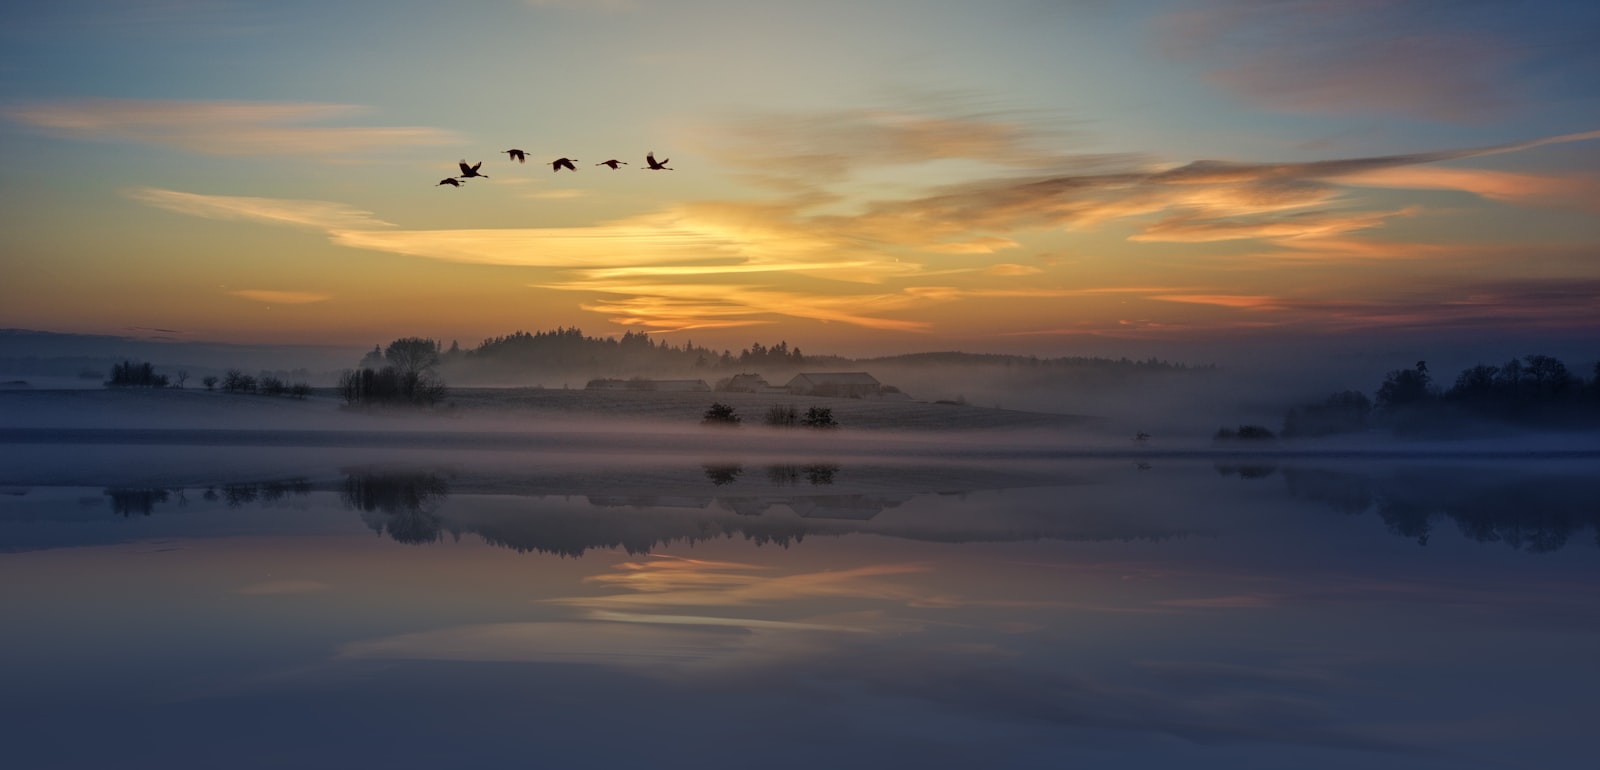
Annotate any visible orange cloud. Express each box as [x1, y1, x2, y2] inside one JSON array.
[[1148, 294, 1287, 311], [1334, 166, 1600, 211], [227, 290, 333, 305]]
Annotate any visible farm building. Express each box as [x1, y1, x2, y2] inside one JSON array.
[[784, 372, 882, 398], [719, 373, 789, 393]]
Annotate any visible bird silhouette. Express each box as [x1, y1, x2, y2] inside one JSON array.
[[644, 152, 673, 170], [502, 149, 528, 163], [458, 160, 488, 178], [550, 157, 579, 172], [596, 159, 627, 170], [437, 178, 464, 187]]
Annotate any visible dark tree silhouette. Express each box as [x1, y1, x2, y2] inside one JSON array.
[[801, 406, 838, 429], [703, 402, 741, 425], [1376, 360, 1434, 410]]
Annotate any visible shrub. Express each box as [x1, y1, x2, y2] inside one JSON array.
[[106, 360, 168, 388], [1216, 424, 1275, 441], [703, 402, 741, 425], [764, 404, 799, 427], [801, 406, 838, 429]]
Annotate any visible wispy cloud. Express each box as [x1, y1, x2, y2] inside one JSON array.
[[7, 99, 457, 156], [227, 289, 332, 305], [1155, 0, 1599, 121], [129, 187, 394, 230]]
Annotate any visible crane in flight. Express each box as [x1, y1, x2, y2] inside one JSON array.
[[437, 178, 464, 187], [502, 149, 528, 163], [596, 159, 627, 170], [644, 152, 673, 170], [550, 157, 579, 172], [458, 160, 489, 179]]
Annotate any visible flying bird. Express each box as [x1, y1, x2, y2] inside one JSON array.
[[458, 160, 488, 178], [437, 178, 464, 187], [644, 152, 673, 170], [550, 157, 579, 172], [502, 149, 528, 163], [596, 159, 627, 169]]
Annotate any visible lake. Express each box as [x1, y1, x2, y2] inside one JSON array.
[[2, 445, 1597, 769]]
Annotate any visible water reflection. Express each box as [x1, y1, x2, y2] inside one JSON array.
[[341, 469, 451, 545], [1283, 466, 1600, 551], [3, 455, 1598, 768], [105, 487, 170, 517], [35, 462, 1600, 555]]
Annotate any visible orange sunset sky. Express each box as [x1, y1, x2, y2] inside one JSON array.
[[2, 0, 1597, 360]]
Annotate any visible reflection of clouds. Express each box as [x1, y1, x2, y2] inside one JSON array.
[[340, 621, 743, 667], [560, 555, 933, 610], [236, 580, 330, 596]]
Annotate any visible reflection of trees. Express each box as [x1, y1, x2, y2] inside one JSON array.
[[765, 464, 840, 486], [1214, 464, 1278, 480], [340, 470, 452, 545], [702, 464, 743, 486], [106, 488, 170, 517], [107, 480, 312, 517], [1283, 467, 1600, 551]]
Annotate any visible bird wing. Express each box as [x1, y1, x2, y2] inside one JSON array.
[[459, 161, 472, 174]]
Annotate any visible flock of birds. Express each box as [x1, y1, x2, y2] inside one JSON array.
[[437, 149, 673, 187]]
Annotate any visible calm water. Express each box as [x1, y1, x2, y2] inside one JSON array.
[[1, 449, 1597, 769]]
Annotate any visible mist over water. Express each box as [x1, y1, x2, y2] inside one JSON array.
[[3, 348, 1599, 769]]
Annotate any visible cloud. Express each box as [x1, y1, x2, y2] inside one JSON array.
[[128, 187, 395, 230], [1148, 294, 1288, 311], [1155, 0, 1600, 121], [125, 111, 1600, 338], [7, 99, 457, 156], [1333, 166, 1600, 211], [227, 290, 333, 305], [984, 263, 1044, 277], [707, 107, 1125, 189]]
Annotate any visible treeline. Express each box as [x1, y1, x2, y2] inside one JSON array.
[[864, 351, 1203, 371], [209, 368, 313, 398], [1284, 354, 1600, 437], [390, 326, 1201, 385], [437, 327, 821, 380], [105, 359, 312, 397]]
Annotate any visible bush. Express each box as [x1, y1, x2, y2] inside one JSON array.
[[801, 406, 838, 429], [106, 360, 168, 388], [1215, 424, 1275, 441], [703, 402, 741, 425], [764, 404, 799, 427]]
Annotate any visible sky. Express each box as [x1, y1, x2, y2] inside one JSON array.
[[1, 0, 1597, 361]]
